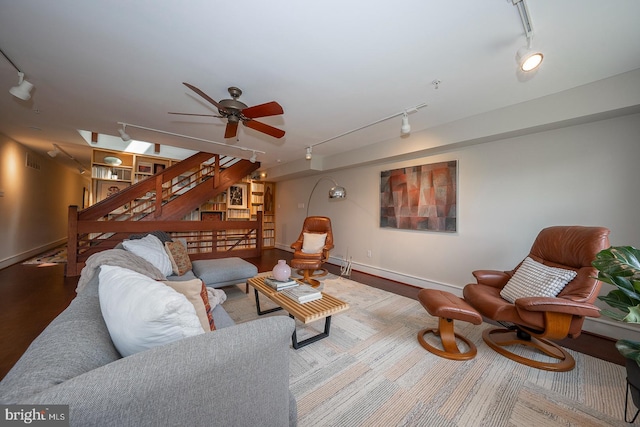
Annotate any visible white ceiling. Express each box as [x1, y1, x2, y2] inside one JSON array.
[[1, 1, 639, 173]]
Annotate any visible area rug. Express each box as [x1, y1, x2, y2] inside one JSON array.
[[22, 245, 67, 265], [222, 274, 630, 427]]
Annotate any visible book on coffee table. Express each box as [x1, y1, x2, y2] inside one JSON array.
[[281, 284, 322, 303], [264, 276, 299, 290]]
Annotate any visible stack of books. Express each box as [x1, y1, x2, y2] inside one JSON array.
[[264, 276, 298, 290], [281, 284, 322, 303]]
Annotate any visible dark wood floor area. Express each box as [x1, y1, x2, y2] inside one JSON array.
[[0, 248, 624, 380]]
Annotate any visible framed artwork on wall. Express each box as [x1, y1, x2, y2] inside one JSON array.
[[263, 182, 275, 214], [227, 183, 248, 209], [137, 162, 153, 174], [380, 160, 457, 232], [96, 180, 130, 202]]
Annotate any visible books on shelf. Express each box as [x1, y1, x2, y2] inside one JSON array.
[[281, 284, 322, 303], [264, 276, 298, 290]]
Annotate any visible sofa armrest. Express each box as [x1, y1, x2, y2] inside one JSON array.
[[25, 316, 296, 427]]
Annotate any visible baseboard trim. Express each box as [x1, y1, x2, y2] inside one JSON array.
[[0, 238, 67, 270]]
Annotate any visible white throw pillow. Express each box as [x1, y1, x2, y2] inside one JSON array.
[[500, 257, 578, 303], [301, 233, 327, 254], [99, 265, 204, 357], [122, 234, 173, 276]]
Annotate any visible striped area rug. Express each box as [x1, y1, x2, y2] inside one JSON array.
[[222, 274, 630, 426]]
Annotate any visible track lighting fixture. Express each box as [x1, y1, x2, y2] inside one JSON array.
[[250, 151, 257, 163], [10, 72, 34, 101], [401, 112, 411, 135], [305, 147, 312, 160], [512, 0, 543, 72], [118, 124, 131, 141], [47, 146, 60, 157], [1, 48, 34, 101]]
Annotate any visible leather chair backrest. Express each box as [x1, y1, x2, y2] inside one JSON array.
[[528, 226, 610, 302], [299, 216, 334, 248]]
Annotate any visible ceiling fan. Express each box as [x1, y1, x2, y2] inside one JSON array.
[[169, 83, 285, 139]]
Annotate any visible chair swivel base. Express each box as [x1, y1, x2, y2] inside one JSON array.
[[482, 327, 575, 372], [418, 317, 477, 360]]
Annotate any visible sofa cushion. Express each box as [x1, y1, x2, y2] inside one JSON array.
[[500, 256, 578, 303], [164, 240, 193, 276], [122, 234, 173, 277], [192, 257, 258, 288], [99, 265, 204, 357], [128, 230, 173, 243], [164, 279, 215, 331], [302, 232, 327, 254]]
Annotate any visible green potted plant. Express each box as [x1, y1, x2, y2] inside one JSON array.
[[592, 246, 640, 422]]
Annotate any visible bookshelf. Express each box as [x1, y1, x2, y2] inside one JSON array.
[[90, 148, 175, 204]]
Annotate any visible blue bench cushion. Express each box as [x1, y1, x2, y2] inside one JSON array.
[[192, 257, 257, 288]]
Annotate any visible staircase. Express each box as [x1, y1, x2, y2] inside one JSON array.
[[67, 152, 262, 276]]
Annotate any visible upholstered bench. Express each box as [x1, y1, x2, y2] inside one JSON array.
[[192, 257, 258, 293], [417, 289, 482, 360]]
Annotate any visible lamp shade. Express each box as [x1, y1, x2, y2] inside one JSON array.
[[516, 46, 543, 72], [9, 79, 33, 101], [329, 186, 346, 199]]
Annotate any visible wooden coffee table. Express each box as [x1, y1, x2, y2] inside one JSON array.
[[247, 276, 349, 349]]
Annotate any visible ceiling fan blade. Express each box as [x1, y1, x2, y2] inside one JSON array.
[[242, 101, 284, 119], [243, 119, 285, 139], [224, 122, 239, 139], [182, 82, 228, 112], [168, 112, 223, 118]]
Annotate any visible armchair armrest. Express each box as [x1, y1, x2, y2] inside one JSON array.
[[472, 270, 511, 288], [291, 240, 302, 251], [515, 297, 601, 318], [26, 317, 296, 427]]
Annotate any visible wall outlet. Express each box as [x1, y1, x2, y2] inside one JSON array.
[[367, 250, 372, 258], [298, 203, 305, 209]]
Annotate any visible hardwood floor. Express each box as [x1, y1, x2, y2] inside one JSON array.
[[0, 248, 624, 380]]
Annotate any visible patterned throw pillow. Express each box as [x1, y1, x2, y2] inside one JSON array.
[[164, 240, 193, 276], [200, 282, 216, 331], [500, 257, 578, 303]]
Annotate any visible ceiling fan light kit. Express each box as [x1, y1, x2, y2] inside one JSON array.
[[174, 83, 285, 140]]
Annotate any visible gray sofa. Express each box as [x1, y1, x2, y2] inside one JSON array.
[[0, 258, 297, 426]]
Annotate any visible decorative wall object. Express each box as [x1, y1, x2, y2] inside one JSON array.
[[380, 160, 457, 232], [227, 183, 248, 209], [97, 180, 130, 202]]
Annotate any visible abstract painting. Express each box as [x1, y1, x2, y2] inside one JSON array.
[[380, 160, 457, 232]]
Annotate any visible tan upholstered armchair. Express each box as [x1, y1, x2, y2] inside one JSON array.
[[463, 226, 610, 371], [290, 216, 334, 278]]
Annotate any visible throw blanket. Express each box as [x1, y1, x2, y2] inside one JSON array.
[[207, 288, 227, 308], [76, 249, 166, 293]]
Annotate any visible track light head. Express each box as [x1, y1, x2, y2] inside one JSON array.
[[47, 149, 58, 158], [401, 112, 411, 135], [250, 151, 257, 163], [118, 126, 131, 141], [9, 72, 33, 101], [305, 147, 312, 160], [516, 46, 543, 72]]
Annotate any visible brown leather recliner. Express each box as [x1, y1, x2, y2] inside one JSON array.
[[290, 216, 334, 277], [463, 226, 610, 371]]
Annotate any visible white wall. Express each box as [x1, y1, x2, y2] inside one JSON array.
[[0, 135, 90, 268], [275, 112, 640, 340]]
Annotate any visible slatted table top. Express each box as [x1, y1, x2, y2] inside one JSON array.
[[247, 276, 349, 324]]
